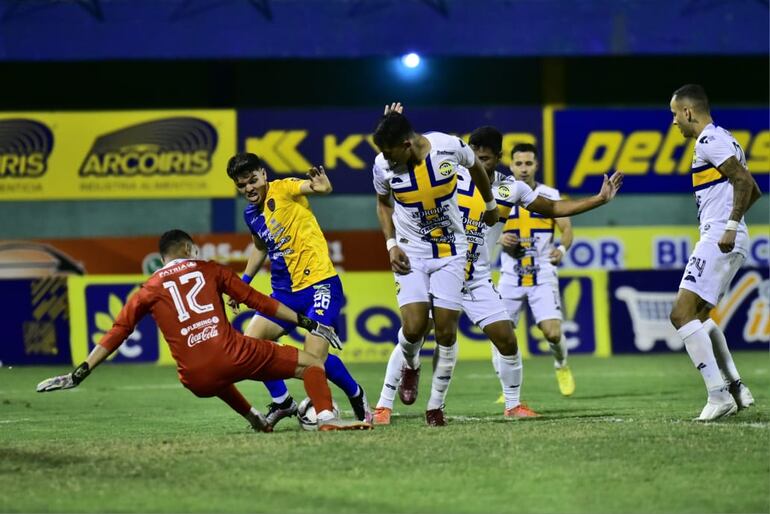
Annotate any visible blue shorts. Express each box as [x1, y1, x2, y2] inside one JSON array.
[[259, 275, 345, 332]]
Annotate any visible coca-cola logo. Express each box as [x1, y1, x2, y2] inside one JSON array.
[[187, 325, 219, 347]]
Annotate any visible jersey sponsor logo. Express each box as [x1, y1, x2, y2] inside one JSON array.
[[180, 315, 220, 336], [0, 119, 54, 178], [158, 260, 197, 278], [186, 325, 220, 347], [79, 117, 217, 177], [438, 161, 454, 177]]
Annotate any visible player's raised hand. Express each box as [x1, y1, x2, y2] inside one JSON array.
[[384, 102, 404, 115], [307, 166, 332, 193], [389, 245, 411, 275], [598, 171, 624, 203], [718, 229, 737, 253]]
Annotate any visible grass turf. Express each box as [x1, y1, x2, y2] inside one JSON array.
[[1, 353, 768, 513]]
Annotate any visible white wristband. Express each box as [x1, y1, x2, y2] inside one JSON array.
[[725, 220, 739, 231], [484, 199, 497, 211], [386, 238, 398, 251], [557, 244, 567, 255]]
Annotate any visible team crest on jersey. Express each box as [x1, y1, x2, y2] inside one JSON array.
[[395, 281, 401, 295], [267, 198, 276, 212], [497, 185, 511, 199], [438, 161, 454, 177]]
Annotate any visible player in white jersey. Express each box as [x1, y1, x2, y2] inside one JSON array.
[[668, 84, 761, 421], [372, 103, 500, 426], [497, 143, 576, 397], [373, 121, 624, 425], [373, 126, 540, 423]]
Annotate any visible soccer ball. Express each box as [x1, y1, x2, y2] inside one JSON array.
[[297, 397, 340, 431]]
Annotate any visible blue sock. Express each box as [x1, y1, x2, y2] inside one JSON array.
[[263, 380, 289, 403], [324, 353, 360, 397]]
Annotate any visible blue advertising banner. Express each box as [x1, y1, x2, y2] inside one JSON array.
[[0, 277, 71, 365], [609, 268, 769, 353], [238, 107, 543, 194], [552, 108, 769, 195], [83, 283, 160, 363]]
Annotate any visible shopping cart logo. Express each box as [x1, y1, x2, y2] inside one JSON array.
[[614, 287, 681, 352]]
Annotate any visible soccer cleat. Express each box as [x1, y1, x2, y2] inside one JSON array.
[[247, 411, 273, 433], [696, 392, 738, 421], [349, 387, 373, 423], [425, 408, 446, 427], [728, 380, 755, 410], [555, 365, 575, 396], [495, 393, 505, 404], [504, 404, 539, 419], [317, 418, 373, 431], [398, 366, 420, 405], [265, 398, 298, 428], [373, 407, 392, 425]]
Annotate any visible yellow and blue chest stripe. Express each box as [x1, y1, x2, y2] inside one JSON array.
[[503, 204, 554, 287], [392, 156, 458, 258], [691, 162, 727, 191]]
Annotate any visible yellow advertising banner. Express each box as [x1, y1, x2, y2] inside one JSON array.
[[0, 110, 236, 200], [67, 270, 611, 366]]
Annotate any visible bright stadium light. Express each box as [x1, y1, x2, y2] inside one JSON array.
[[401, 52, 421, 69]]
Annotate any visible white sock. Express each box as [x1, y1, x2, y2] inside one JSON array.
[[703, 319, 741, 384], [427, 344, 458, 410], [376, 345, 406, 409], [549, 335, 568, 367], [497, 351, 523, 409], [490, 343, 501, 377], [678, 320, 725, 393], [271, 391, 289, 404], [398, 327, 423, 370]]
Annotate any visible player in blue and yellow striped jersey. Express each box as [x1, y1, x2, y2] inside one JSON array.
[[226, 153, 372, 428], [499, 143, 577, 397]]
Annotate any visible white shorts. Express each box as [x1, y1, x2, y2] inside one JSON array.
[[462, 277, 510, 330], [394, 254, 465, 311], [502, 282, 562, 326], [679, 240, 746, 306]]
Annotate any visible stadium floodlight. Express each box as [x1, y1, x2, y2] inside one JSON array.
[[401, 53, 421, 69]]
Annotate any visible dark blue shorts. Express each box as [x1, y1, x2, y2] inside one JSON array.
[[259, 275, 344, 332]]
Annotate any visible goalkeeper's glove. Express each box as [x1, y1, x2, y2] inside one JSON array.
[[36, 362, 91, 392], [297, 314, 344, 350]]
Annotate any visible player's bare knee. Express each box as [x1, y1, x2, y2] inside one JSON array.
[[542, 327, 561, 343], [434, 329, 456, 347], [402, 324, 427, 342], [669, 305, 691, 329], [494, 337, 518, 356]]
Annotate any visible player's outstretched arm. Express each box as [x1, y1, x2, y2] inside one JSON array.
[[37, 293, 147, 392], [221, 265, 343, 349], [299, 166, 333, 195], [528, 171, 623, 218], [716, 156, 761, 253]]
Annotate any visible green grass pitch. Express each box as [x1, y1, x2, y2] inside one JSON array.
[[1, 353, 768, 513]]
